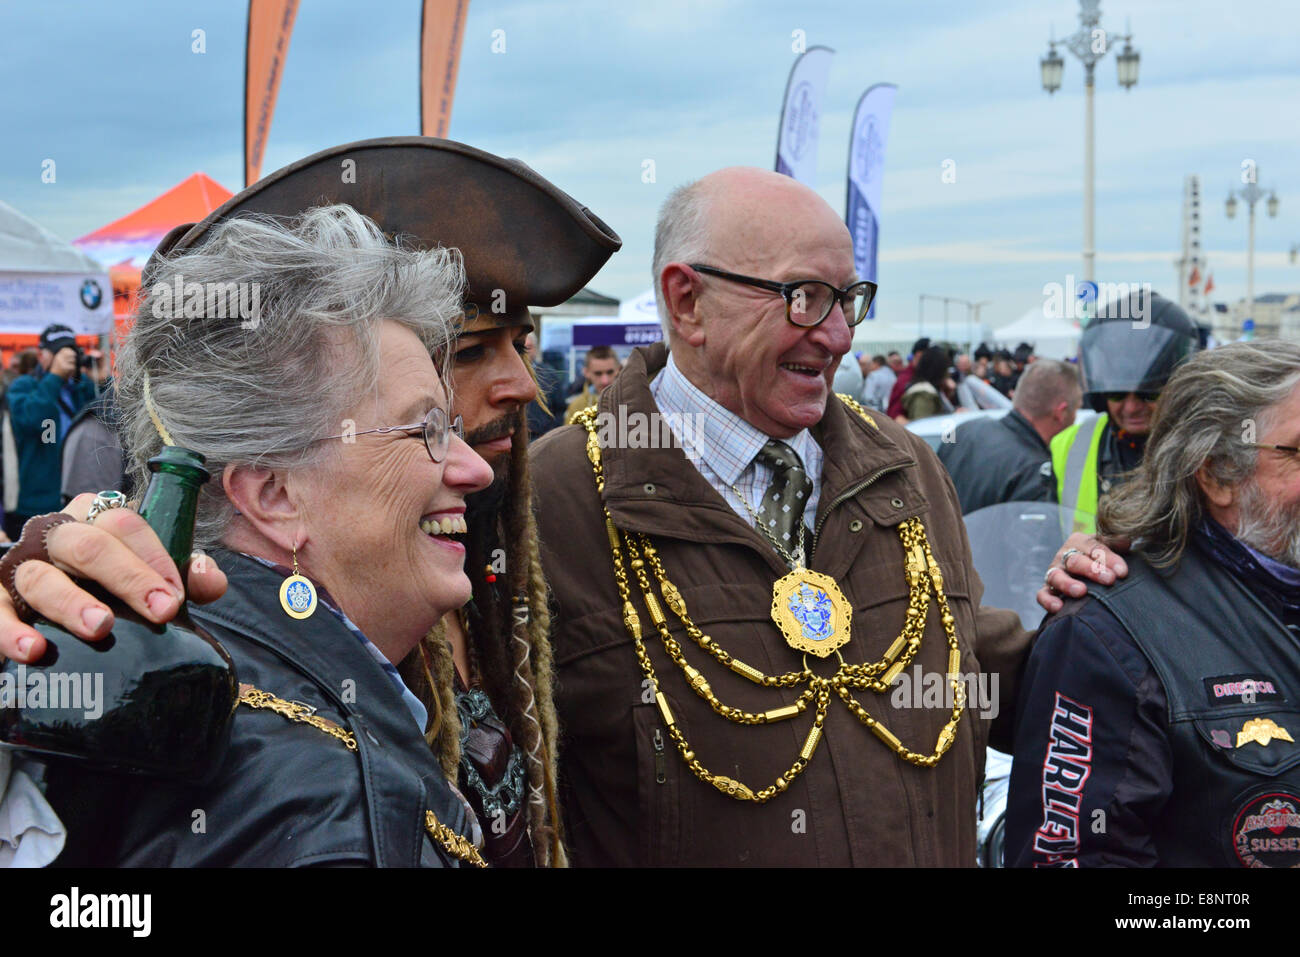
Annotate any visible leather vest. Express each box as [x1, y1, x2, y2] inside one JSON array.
[[1092, 547, 1300, 867], [45, 551, 478, 867]]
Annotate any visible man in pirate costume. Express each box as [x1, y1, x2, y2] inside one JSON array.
[[531, 167, 1035, 865], [0, 138, 621, 868]]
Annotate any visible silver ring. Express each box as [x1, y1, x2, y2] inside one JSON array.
[[87, 490, 128, 523], [1044, 566, 1058, 590], [1059, 547, 1083, 570]]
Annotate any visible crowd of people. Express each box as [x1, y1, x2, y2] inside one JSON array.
[[847, 337, 1041, 424], [0, 135, 1295, 871], [0, 325, 122, 542]]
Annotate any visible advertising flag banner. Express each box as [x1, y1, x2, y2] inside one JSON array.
[[846, 83, 897, 318], [774, 46, 834, 186], [421, 0, 470, 137], [244, 0, 299, 187], [0, 272, 114, 335]]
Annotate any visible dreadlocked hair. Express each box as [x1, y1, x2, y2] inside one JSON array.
[[500, 410, 566, 867], [398, 404, 566, 866]]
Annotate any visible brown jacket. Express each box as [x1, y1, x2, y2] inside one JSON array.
[[531, 344, 1030, 866]]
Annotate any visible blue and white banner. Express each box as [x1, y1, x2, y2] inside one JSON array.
[[774, 46, 834, 187], [846, 82, 897, 318], [0, 270, 114, 335]]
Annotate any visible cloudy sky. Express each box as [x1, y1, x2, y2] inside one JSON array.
[[3, 0, 1298, 340]]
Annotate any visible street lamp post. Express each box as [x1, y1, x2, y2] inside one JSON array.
[[1040, 0, 1139, 284], [919, 294, 986, 353], [1225, 168, 1279, 333]]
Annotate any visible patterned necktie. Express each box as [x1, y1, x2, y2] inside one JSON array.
[[753, 439, 813, 562]]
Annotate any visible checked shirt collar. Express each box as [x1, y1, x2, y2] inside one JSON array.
[[649, 352, 823, 532]]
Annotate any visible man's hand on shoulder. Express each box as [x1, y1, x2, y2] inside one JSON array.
[[0, 494, 228, 663], [1037, 532, 1130, 614]]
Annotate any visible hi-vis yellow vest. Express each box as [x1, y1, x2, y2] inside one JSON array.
[[1050, 412, 1109, 534]]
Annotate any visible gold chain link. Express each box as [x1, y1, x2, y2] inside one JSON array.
[[236, 684, 488, 867], [425, 811, 490, 868], [576, 397, 965, 803], [238, 684, 358, 751]]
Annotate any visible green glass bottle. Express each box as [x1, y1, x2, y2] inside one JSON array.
[[0, 447, 238, 783]]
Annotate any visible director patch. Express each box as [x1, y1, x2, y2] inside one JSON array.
[[1203, 674, 1283, 707]]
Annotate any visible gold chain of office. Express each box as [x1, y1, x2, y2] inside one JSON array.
[[237, 685, 488, 867], [575, 395, 966, 804]]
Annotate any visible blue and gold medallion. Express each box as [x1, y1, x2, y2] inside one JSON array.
[[771, 568, 852, 657], [280, 573, 318, 620]]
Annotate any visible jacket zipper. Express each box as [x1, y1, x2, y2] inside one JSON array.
[[653, 728, 667, 784], [809, 463, 909, 562]]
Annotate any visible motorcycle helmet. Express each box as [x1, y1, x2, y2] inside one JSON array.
[[1078, 290, 1200, 412]]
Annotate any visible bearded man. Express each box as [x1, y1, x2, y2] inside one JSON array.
[[1008, 341, 1300, 867], [0, 138, 621, 868]]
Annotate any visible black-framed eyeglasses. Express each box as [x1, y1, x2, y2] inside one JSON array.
[[689, 263, 878, 327], [1101, 391, 1160, 404], [322, 407, 464, 463]]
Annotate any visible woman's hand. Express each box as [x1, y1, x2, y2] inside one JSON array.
[[0, 493, 228, 663], [1037, 532, 1130, 614]]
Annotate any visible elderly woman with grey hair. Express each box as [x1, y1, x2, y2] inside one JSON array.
[[0, 204, 493, 866]]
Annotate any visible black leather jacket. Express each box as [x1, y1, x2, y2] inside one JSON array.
[[1006, 521, 1300, 867], [937, 408, 1055, 514], [43, 549, 478, 867]]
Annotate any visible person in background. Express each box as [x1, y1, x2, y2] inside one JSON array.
[[886, 350, 904, 374], [61, 380, 129, 504], [2, 350, 38, 391], [525, 332, 564, 440], [989, 351, 1017, 398], [938, 359, 1082, 513], [0, 349, 41, 536], [1012, 343, 1035, 388], [885, 337, 930, 418], [563, 345, 621, 424], [953, 353, 972, 381], [898, 344, 956, 422], [3, 324, 97, 539], [1050, 292, 1200, 534], [861, 353, 896, 411], [832, 350, 864, 400]]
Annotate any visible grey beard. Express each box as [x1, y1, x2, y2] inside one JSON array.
[[1234, 478, 1300, 569]]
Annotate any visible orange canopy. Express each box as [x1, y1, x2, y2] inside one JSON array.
[[72, 173, 233, 335]]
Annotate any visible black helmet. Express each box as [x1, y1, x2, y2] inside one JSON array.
[[1079, 290, 1199, 412]]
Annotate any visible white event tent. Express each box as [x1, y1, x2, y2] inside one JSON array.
[[0, 200, 113, 336], [990, 308, 1082, 360]]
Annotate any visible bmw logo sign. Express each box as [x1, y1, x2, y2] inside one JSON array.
[[80, 279, 103, 310]]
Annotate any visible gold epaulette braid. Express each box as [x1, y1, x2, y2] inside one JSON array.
[[425, 811, 489, 868], [238, 683, 358, 750], [575, 396, 965, 804], [236, 684, 488, 867]]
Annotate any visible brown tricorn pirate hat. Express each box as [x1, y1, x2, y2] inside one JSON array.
[[147, 136, 622, 329]]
